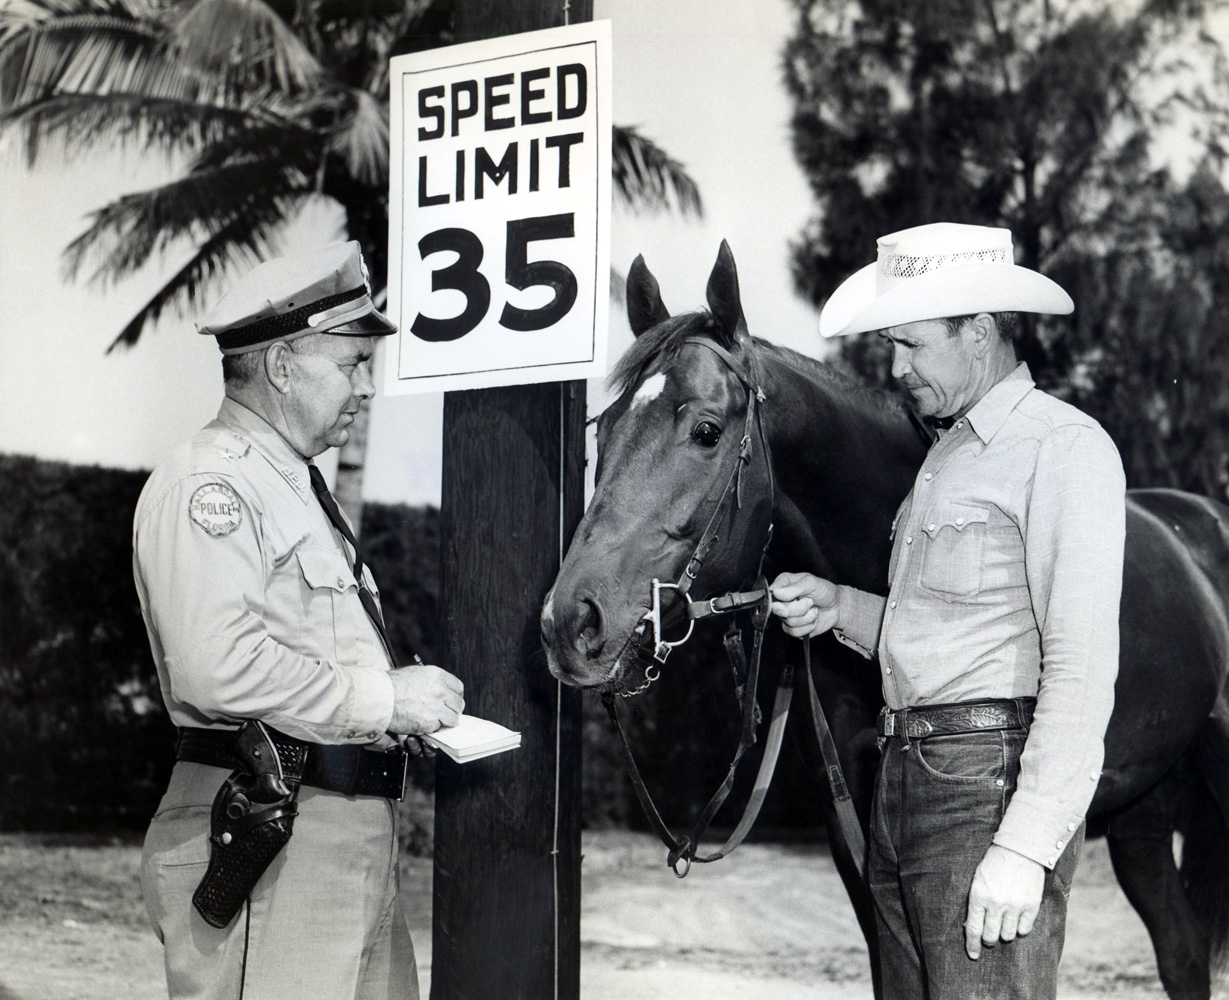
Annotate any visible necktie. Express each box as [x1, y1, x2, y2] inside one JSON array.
[[307, 463, 396, 662]]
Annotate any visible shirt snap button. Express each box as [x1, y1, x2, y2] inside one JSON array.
[[346, 731, 356, 739], [927, 523, 936, 531], [1067, 822, 1076, 831], [955, 517, 964, 526], [337, 576, 346, 588], [995, 778, 1004, 787], [885, 667, 892, 675], [924, 473, 933, 481], [1056, 840, 1064, 849], [906, 536, 913, 544], [889, 601, 897, 609]]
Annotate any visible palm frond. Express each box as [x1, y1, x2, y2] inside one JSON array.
[[0, 90, 259, 160], [65, 145, 317, 284], [0, 14, 164, 112], [167, 0, 323, 98], [105, 203, 307, 351], [326, 87, 386, 186], [612, 124, 703, 218]]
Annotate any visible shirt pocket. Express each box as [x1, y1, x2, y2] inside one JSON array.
[[293, 546, 359, 658], [917, 501, 990, 600]]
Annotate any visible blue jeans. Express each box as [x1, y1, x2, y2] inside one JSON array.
[[868, 729, 1084, 1000]]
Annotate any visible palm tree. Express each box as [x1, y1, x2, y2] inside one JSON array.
[[0, 0, 702, 527]]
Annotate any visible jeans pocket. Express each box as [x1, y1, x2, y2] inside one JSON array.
[[914, 732, 1005, 784]]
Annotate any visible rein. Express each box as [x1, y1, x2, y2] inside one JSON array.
[[601, 335, 866, 880]]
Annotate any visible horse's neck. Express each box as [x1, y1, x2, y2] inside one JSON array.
[[759, 347, 927, 593]]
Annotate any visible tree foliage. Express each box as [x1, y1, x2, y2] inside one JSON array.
[[784, 0, 1229, 496]]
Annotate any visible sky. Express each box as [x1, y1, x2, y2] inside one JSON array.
[[0, 0, 822, 505]]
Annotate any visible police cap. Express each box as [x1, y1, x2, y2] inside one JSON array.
[[198, 241, 397, 354]]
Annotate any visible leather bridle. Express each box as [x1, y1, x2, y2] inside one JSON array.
[[600, 335, 866, 880]]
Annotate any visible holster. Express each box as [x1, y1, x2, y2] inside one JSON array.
[[192, 721, 309, 928]]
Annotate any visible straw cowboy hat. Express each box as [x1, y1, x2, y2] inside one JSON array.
[[818, 222, 1074, 338]]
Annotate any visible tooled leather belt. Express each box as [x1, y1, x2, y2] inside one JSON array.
[[876, 697, 1036, 740], [176, 726, 409, 800]]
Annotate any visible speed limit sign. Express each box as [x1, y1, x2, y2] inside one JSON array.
[[386, 21, 612, 394]]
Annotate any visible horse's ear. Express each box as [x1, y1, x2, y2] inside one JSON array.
[[626, 255, 671, 337], [705, 240, 749, 346]]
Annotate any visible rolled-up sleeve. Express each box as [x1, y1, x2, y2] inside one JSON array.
[[992, 423, 1126, 867], [134, 473, 394, 744], [834, 586, 887, 659]]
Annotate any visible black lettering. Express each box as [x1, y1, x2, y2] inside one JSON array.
[[521, 67, 552, 125], [545, 132, 584, 188], [500, 213, 578, 332], [417, 85, 445, 141], [418, 155, 450, 207], [455, 149, 466, 202], [412, 228, 491, 342], [557, 64, 587, 120], [485, 73, 515, 130], [475, 143, 518, 198], [451, 80, 478, 137], [529, 138, 540, 193]]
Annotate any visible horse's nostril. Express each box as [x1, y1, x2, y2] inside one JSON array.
[[578, 597, 604, 652]]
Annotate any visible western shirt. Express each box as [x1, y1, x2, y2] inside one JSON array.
[[835, 364, 1126, 867], [133, 397, 395, 745]]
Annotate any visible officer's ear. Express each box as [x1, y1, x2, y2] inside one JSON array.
[[264, 343, 295, 395]]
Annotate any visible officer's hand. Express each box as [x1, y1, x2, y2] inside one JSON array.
[[388, 664, 465, 736], [964, 844, 1046, 959], [769, 572, 841, 638]]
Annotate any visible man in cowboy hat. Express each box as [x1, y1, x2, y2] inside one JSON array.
[[134, 241, 463, 999], [771, 222, 1126, 998]]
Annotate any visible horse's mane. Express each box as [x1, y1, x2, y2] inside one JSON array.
[[609, 309, 910, 421]]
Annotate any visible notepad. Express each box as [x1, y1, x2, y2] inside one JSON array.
[[421, 715, 522, 763]]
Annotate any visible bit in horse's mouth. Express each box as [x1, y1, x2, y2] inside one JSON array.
[[603, 617, 653, 693]]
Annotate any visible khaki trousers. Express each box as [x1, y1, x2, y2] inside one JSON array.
[[142, 761, 419, 1000]]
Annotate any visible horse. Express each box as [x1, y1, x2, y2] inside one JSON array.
[[541, 241, 1229, 1000]]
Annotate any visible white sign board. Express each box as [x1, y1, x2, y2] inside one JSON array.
[[386, 22, 612, 395]]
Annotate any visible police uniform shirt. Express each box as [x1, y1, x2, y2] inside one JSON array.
[[133, 397, 395, 745]]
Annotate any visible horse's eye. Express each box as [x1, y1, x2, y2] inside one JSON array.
[[692, 421, 722, 448]]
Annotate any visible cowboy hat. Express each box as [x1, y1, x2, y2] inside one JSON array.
[[818, 222, 1073, 338]]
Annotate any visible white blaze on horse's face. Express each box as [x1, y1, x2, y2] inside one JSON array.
[[631, 371, 668, 408]]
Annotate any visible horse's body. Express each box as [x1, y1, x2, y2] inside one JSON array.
[[542, 244, 1229, 999]]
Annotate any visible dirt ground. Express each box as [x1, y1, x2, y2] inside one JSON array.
[[0, 830, 1222, 1000]]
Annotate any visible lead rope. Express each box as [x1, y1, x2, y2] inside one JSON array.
[[802, 638, 867, 878]]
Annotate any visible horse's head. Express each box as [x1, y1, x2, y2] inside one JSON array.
[[543, 242, 775, 690]]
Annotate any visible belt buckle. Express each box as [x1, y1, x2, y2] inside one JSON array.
[[881, 710, 896, 738]]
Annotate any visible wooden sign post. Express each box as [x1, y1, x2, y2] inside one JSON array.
[[385, 3, 603, 998]]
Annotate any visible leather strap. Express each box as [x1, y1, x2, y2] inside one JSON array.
[[878, 697, 1036, 740], [803, 639, 866, 879], [177, 727, 408, 800]]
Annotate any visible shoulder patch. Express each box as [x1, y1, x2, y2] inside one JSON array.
[[189, 482, 243, 537]]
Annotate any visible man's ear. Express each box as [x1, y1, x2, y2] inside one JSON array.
[[969, 313, 998, 356], [264, 343, 293, 395]]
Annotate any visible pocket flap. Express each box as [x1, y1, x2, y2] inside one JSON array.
[[295, 547, 356, 593], [921, 502, 989, 538]]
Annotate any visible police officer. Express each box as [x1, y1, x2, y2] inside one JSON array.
[[134, 241, 462, 999]]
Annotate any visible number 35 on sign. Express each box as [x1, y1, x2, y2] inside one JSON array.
[[386, 22, 612, 395]]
